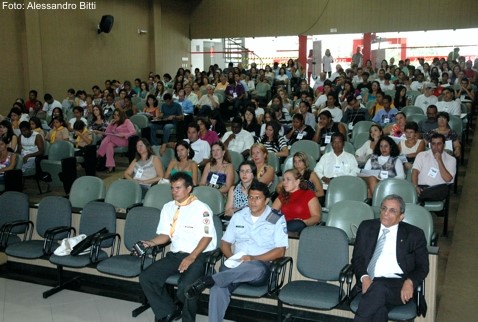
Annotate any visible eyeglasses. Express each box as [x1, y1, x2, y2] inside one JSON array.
[[380, 206, 400, 215]]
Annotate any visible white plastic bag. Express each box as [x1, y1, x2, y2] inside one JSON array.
[[54, 234, 88, 256]]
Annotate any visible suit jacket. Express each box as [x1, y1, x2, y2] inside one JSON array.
[[351, 219, 429, 290]]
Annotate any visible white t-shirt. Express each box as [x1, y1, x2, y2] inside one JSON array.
[[185, 138, 211, 164]]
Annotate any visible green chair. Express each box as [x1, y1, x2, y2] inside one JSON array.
[[268, 151, 280, 174], [277, 226, 351, 319], [40, 141, 75, 188], [282, 154, 316, 173], [130, 114, 150, 133], [352, 132, 370, 151], [401, 105, 425, 117], [326, 200, 374, 242], [152, 146, 175, 172], [322, 176, 368, 222], [44, 201, 117, 298], [104, 179, 142, 209], [351, 121, 375, 143], [403, 203, 437, 246], [0, 191, 30, 249], [371, 179, 417, 218], [228, 150, 244, 172], [141, 183, 173, 211], [96, 206, 161, 317], [193, 186, 225, 216], [5, 196, 73, 259], [68, 176, 106, 209], [407, 114, 427, 125], [290, 140, 320, 161]]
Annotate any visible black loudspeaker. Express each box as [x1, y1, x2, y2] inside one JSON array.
[[98, 15, 114, 34]]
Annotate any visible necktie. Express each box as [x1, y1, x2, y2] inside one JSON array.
[[169, 194, 197, 237], [367, 228, 390, 280]]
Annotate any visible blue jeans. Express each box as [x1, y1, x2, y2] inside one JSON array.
[[149, 122, 174, 146]]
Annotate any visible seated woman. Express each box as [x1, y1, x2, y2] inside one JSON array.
[[89, 105, 108, 141], [0, 136, 18, 185], [8, 106, 29, 136], [384, 111, 407, 138], [272, 169, 321, 235], [243, 106, 261, 138], [355, 124, 383, 166], [224, 160, 257, 216], [47, 107, 64, 128], [209, 110, 227, 138], [197, 117, 219, 146], [398, 122, 425, 169], [124, 138, 164, 197], [250, 142, 275, 186], [96, 109, 136, 173], [29, 117, 45, 138], [0, 120, 18, 152], [200, 141, 234, 195], [362, 136, 405, 197], [45, 117, 69, 143], [164, 140, 199, 186], [276, 151, 324, 199], [259, 108, 285, 137], [143, 94, 160, 119], [423, 111, 461, 158], [256, 120, 289, 159]]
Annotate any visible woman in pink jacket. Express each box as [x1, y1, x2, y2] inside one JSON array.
[[97, 108, 136, 173]]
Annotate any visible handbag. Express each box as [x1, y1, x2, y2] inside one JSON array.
[[70, 227, 108, 256]]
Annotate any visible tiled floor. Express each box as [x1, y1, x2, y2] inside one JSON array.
[[0, 278, 224, 322]]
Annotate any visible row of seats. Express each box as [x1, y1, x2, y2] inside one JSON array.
[[0, 191, 427, 321]]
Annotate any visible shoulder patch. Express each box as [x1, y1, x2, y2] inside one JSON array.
[[265, 209, 283, 224]]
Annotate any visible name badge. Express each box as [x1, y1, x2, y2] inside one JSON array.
[[133, 168, 144, 179], [296, 132, 304, 140], [209, 173, 219, 185], [348, 122, 354, 130], [380, 170, 389, 179], [325, 135, 332, 144], [334, 164, 342, 173], [428, 167, 438, 178], [383, 117, 390, 124], [233, 92, 238, 98], [445, 140, 453, 151]]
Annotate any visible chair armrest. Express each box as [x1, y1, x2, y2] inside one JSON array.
[[268, 256, 293, 295], [415, 280, 427, 317], [430, 232, 438, 247], [43, 226, 76, 255], [91, 233, 121, 262], [150, 241, 170, 259], [205, 248, 224, 276], [339, 263, 353, 302], [95, 198, 105, 202], [1, 220, 34, 248]]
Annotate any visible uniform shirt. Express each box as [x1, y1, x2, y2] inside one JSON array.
[[222, 205, 288, 257], [156, 199, 217, 254], [413, 149, 456, 186]]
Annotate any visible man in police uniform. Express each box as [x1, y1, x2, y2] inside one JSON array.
[[186, 181, 288, 322], [139, 172, 217, 322]]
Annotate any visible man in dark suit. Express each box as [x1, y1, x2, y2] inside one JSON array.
[[351, 194, 429, 321]]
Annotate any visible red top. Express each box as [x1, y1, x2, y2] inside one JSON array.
[[279, 189, 315, 222]]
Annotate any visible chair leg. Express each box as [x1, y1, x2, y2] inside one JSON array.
[[42, 265, 80, 298], [132, 297, 150, 318], [277, 299, 283, 322]]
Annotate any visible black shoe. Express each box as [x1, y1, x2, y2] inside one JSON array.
[[186, 276, 215, 299], [157, 307, 182, 322]]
